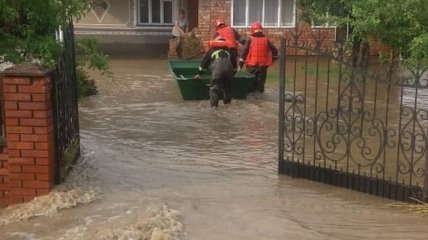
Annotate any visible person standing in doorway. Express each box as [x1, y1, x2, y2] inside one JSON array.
[[173, 10, 189, 58], [173, 9, 189, 36], [194, 38, 234, 109], [239, 21, 278, 93]]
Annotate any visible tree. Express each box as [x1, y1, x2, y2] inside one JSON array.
[[352, 0, 428, 68], [299, 0, 369, 67], [0, 0, 91, 65], [0, 0, 112, 97], [299, 0, 428, 68]]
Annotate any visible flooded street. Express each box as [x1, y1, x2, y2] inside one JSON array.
[[1, 55, 428, 239]]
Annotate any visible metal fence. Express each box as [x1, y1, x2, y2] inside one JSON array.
[[278, 35, 428, 202], [52, 22, 80, 183]]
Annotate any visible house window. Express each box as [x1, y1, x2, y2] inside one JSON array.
[[139, 0, 176, 25], [232, 0, 296, 27]]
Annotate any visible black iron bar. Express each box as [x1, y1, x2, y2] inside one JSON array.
[[278, 38, 286, 174]]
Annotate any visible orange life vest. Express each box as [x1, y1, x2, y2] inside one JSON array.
[[216, 26, 238, 49], [208, 39, 229, 49], [245, 36, 273, 66]]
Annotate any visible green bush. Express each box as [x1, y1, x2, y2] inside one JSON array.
[[76, 69, 97, 97], [299, 0, 428, 69], [75, 38, 112, 98]]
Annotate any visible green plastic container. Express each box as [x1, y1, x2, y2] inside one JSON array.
[[168, 60, 255, 100]]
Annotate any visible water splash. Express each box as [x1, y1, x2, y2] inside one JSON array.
[[93, 205, 182, 240], [0, 156, 102, 225]]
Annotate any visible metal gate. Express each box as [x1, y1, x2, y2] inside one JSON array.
[[278, 36, 428, 202], [53, 22, 80, 183]]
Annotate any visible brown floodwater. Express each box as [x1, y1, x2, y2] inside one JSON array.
[[1, 55, 428, 239]]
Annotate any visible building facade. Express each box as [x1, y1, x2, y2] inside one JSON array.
[[75, 0, 197, 53], [194, 0, 337, 52], [77, 0, 383, 56]]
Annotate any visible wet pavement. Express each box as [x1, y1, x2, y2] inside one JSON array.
[[1, 55, 428, 239]]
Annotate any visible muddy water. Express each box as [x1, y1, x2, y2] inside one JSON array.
[[1, 56, 428, 239]]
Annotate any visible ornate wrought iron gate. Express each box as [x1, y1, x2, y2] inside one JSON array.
[[278, 37, 428, 202], [53, 22, 80, 183]]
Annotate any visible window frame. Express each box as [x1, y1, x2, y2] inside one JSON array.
[[231, 0, 296, 28], [137, 0, 176, 26]]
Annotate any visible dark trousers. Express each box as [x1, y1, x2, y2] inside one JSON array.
[[209, 74, 233, 108], [228, 48, 238, 70], [246, 65, 268, 92]]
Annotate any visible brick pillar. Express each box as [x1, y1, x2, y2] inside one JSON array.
[[197, 0, 213, 42], [0, 63, 56, 205], [0, 148, 7, 206]]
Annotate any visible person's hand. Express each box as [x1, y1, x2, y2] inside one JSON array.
[[272, 55, 279, 62], [194, 74, 201, 79], [239, 59, 245, 69]]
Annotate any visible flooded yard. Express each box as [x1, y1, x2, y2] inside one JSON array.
[[1, 55, 428, 239], [280, 56, 428, 188]]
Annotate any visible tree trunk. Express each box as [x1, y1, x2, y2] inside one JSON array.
[[351, 38, 370, 68]]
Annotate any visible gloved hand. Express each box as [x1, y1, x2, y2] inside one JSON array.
[[239, 59, 245, 69], [272, 55, 279, 62]]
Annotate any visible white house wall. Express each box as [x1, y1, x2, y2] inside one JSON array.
[[74, 0, 184, 46], [76, 0, 133, 27]]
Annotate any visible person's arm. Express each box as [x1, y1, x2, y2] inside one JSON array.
[[179, 20, 186, 34], [268, 40, 279, 59], [195, 50, 212, 78], [174, 20, 185, 35], [239, 38, 251, 67], [179, 27, 185, 34], [233, 28, 246, 45], [185, 19, 189, 33]]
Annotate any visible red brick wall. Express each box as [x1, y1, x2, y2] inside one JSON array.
[[169, 0, 336, 57], [198, 0, 234, 42], [0, 149, 7, 206], [0, 64, 56, 206], [186, 0, 199, 31]]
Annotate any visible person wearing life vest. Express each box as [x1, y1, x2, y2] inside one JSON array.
[[240, 21, 278, 93], [194, 38, 234, 109], [213, 18, 245, 71]]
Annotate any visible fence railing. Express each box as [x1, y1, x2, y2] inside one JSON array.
[[52, 22, 80, 183], [278, 35, 428, 202]]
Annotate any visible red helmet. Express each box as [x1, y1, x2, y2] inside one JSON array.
[[250, 21, 263, 33], [215, 18, 226, 28]]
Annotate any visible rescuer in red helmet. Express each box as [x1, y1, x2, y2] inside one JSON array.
[[194, 37, 234, 109], [240, 21, 278, 93], [213, 18, 245, 71]]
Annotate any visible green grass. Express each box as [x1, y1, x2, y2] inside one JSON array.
[[299, 63, 341, 77], [388, 199, 428, 215], [266, 65, 281, 88], [266, 61, 347, 89], [59, 139, 80, 183]]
